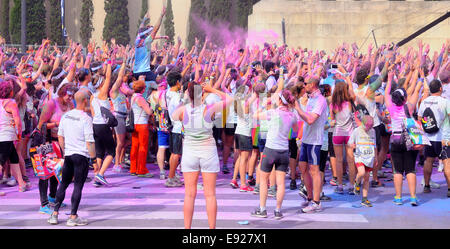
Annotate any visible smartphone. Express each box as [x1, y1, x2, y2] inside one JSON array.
[[331, 64, 338, 69]]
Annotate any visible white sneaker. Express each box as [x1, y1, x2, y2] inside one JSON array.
[[112, 165, 125, 173], [300, 201, 310, 208], [421, 178, 440, 189], [302, 202, 322, 213], [0, 178, 8, 185], [6, 177, 17, 187]]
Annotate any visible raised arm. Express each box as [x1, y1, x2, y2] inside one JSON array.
[[151, 5, 166, 40], [110, 56, 127, 98]]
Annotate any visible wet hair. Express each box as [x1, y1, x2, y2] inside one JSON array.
[[391, 88, 407, 106], [429, 79, 442, 94], [0, 80, 13, 99], [331, 81, 352, 111], [132, 80, 146, 93], [167, 71, 182, 88]]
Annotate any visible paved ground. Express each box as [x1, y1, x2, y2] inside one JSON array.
[[0, 161, 449, 229]]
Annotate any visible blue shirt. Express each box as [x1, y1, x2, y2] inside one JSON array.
[[133, 36, 153, 74]]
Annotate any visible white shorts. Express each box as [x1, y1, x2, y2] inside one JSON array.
[[181, 145, 220, 173]]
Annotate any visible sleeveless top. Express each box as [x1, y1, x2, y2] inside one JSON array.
[[332, 102, 353, 137], [131, 93, 149, 125], [92, 92, 111, 125], [183, 104, 215, 147], [0, 99, 18, 142], [111, 92, 128, 117]]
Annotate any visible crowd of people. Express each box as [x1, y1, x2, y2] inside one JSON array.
[[0, 5, 449, 229]]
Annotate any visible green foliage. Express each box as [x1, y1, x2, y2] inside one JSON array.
[[236, 0, 259, 30], [26, 0, 46, 44], [9, 0, 20, 44], [48, 0, 64, 45], [103, 0, 130, 45], [80, 0, 94, 47], [163, 0, 175, 44], [0, 0, 10, 43], [187, 0, 207, 48]]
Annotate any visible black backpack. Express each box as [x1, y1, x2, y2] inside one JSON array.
[[421, 106, 439, 134], [100, 106, 118, 128]]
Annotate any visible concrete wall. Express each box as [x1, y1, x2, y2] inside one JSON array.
[[249, 0, 450, 53], [64, 0, 191, 46]]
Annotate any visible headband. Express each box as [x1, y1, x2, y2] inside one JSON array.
[[394, 88, 405, 97], [52, 70, 66, 81], [279, 92, 288, 105], [91, 64, 103, 72], [139, 27, 154, 37]]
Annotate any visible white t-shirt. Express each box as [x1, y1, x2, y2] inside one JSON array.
[[443, 83, 450, 100], [265, 76, 277, 93], [301, 90, 328, 146], [167, 90, 183, 134], [265, 108, 298, 151], [348, 126, 376, 168], [418, 95, 450, 142], [58, 109, 95, 158]]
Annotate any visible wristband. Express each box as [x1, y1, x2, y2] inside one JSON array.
[[87, 53, 92, 58], [107, 59, 112, 65]]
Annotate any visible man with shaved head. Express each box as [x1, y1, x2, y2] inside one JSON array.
[[48, 90, 97, 226]]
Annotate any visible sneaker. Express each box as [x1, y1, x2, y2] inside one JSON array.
[[300, 200, 310, 208], [354, 183, 361, 195], [298, 185, 308, 200], [48, 213, 58, 225], [348, 187, 355, 195], [95, 174, 108, 185], [240, 185, 254, 193], [48, 196, 66, 208], [268, 187, 277, 197], [251, 208, 268, 218], [173, 177, 184, 186], [302, 202, 322, 213], [93, 181, 103, 188], [274, 210, 284, 220], [19, 185, 28, 192], [0, 178, 8, 184], [421, 178, 440, 189], [371, 180, 385, 188], [23, 175, 30, 183], [423, 185, 431, 193], [410, 197, 419, 206], [66, 216, 88, 226], [377, 171, 388, 178], [39, 205, 53, 215], [230, 179, 239, 189], [361, 199, 373, 207], [247, 176, 256, 186], [165, 178, 183, 188], [383, 160, 392, 169], [160, 171, 166, 180], [393, 196, 403, 205], [112, 165, 126, 173], [253, 184, 260, 195], [330, 177, 338, 186], [289, 179, 297, 190], [6, 177, 17, 187], [334, 186, 344, 194], [343, 173, 349, 181], [130, 173, 137, 176], [320, 193, 332, 201], [222, 165, 230, 174], [138, 173, 154, 178]]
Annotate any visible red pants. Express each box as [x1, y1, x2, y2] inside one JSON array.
[[130, 124, 149, 175]]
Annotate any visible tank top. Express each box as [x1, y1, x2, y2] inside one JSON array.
[[131, 93, 149, 125], [183, 104, 215, 147], [111, 92, 128, 116], [92, 92, 111, 125], [0, 100, 18, 142], [332, 102, 353, 136], [388, 104, 407, 133]]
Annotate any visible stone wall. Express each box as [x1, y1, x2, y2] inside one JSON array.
[[249, 0, 450, 53]]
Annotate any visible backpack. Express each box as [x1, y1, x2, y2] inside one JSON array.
[[95, 98, 117, 128], [421, 105, 439, 134], [155, 91, 173, 132], [125, 96, 136, 133]]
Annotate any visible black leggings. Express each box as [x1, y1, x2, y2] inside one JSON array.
[[38, 176, 58, 206], [54, 154, 89, 215], [390, 143, 418, 176]]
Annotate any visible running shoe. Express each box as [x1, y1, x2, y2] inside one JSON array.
[[361, 199, 373, 207], [371, 180, 385, 188], [39, 205, 53, 215], [298, 185, 308, 200], [48, 213, 58, 225], [230, 179, 239, 189], [112, 165, 126, 173], [19, 185, 28, 192], [48, 196, 66, 208], [93, 181, 103, 188], [130, 173, 137, 176], [300, 201, 310, 208], [251, 208, 268, 218], [240, 185, 254, 193], [274, 210, 284, 220], [6, 177, 17, 187], [354, 183, 361, 195], [138, 173, 154, 178], [66, 216, 88, 226], [165, 178, 183, 188], [174, 176, 184, 186], [0, 177, 8, 184], [253, 184, 260, 195], [334, 186, 344, 194], [348, 187, 355, 195], [320, 193, 332, 201], [377, 171, 388, 178], [23, 175, 30, 183], [290, 179, 297, 190], [330, 177, 338, 186], [95, 174, 109, 185], [421, 178, 440, 189], [423, 185, 431, 193], [268, 186, 277, 197], [247, 176, 256, 186], [383, 160, 392, 169], [410, 197, 419, 206], [222, 165, 230, 174], [393, 196, 403, 205], [160, 171, 166, 180], [302, 202, 322, 213]]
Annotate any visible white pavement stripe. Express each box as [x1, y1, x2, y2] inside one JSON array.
[[0, 226, 255, 229], [0, 211, 368, 223]]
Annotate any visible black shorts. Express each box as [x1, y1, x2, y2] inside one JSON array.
[[169, 132, 183, 155], [373, 124, 384, 153], [93, 124, 116, 159], [289, 139, 298, 159], [378, 123, 391, 137], [260, 147, 289, 173], [224, 123, 237, 136], [425, 141, 449, 159], [133, 71, 156, 82], [390, 143, 418, 175], [319, 150, 328, 173], [0, 141, 19, 165], [235, 134, 253, 151], [258, 138, 266, 153], [328, 132, 335, 158]]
